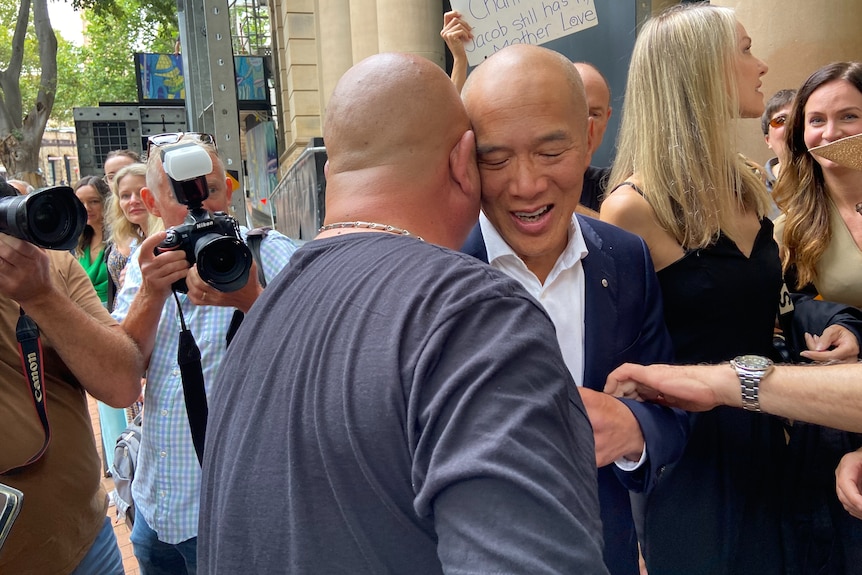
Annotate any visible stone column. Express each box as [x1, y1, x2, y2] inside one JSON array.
[[376, 0, 444, 68], [350, 0, 379, 63], [280, 0, 321, 160], [315, 0, 354, 114], [271, 0, 292, 170]]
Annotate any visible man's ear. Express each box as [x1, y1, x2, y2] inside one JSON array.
[[449, 129, 480, 202], [606, 106, 613, 122], [141, 187, 161, 217], [585, 118, 596, 167]]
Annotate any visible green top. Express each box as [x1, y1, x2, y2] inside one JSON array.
[[77, 245, 108, 304]]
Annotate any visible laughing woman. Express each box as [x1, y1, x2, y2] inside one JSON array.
[[772, 61, 862, 575]]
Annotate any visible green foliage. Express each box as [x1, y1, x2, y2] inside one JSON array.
[[76, 0, 178, 108], [53, 36, 86, 124], [0, 0, 178, 126], [72, 0, 175, 23]]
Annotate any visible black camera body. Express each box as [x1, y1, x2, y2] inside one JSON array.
[[154, 143, 252, 293], [158, 208, 251, 293], [0, 184, 86, 251]]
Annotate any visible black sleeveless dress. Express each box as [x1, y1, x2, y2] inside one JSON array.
[[641, 218, 790, 575]]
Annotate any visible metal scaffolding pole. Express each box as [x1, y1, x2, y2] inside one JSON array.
[[177, 0, 247, 225]]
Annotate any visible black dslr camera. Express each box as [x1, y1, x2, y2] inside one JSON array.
[[155, 143, 252, 293], [0, 180, 86, 251]]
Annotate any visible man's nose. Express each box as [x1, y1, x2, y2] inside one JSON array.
[[512, 158, 547, 199]]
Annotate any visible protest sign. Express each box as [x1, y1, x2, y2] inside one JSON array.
[[450, 0, 599, 66]]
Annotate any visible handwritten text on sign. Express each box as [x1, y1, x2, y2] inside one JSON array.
[[450, 0, 599, 67]]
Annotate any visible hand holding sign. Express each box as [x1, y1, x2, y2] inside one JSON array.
[[441, 11, 474, 91], [441, 11, 474, 60], [450, 0, 599, 67]]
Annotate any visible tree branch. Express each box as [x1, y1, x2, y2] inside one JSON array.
[[0, 0, 31, 126], [23, 0, 58, 141]]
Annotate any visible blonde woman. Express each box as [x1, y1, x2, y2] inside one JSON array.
[[601, 4, 861, 575], [106, 163, 159, 306]]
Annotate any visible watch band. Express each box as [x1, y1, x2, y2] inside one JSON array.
[[731, 355, 773, 413], [739, 372, 762, 412]]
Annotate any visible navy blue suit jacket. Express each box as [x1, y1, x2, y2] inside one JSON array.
[[462, 215, 689, 575]]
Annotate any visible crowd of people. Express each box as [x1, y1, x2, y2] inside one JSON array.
[[2, 2, 862, 574]]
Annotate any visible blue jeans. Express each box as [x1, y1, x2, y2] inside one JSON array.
[[71, 517, 124, 575], [130, 513, 197, 575]]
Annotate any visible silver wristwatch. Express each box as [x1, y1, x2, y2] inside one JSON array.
[[730, 355, 774, 412]]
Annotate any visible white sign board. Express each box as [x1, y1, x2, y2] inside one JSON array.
[[450, 0, 599, 67]]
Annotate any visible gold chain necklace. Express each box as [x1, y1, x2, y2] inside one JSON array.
[[318, 221, 424, 242]]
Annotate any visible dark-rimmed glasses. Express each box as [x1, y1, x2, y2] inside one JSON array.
[[768, 115, 787, 129], [146, 132, 216, 156]]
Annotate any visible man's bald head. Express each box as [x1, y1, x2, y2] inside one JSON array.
[[320, 53, 480, 249], [463, 44, 590, 146], [324, 53, 469, 177], [573, 62, 612, 153]]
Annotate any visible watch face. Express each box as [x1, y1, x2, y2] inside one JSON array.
[[735, 355, 774, 370]]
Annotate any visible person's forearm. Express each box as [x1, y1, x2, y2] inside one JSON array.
[[607, 362, 862, 432], [758, 364, 862, 432], [120, 286, 168, 368], [451, 59, 467, 93], [23, 290, 144, 407]]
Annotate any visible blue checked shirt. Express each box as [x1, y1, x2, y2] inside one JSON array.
[[112, 228, 297, 544]]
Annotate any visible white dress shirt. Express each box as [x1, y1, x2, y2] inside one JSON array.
[[479, 212, 588, 385], [479, 211, 647, 469]]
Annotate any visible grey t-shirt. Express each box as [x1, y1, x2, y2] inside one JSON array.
[[199, 234, 607, 574]]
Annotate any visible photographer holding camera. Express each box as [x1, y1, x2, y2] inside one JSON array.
[[111, 135, 296, 574], [0, 176, 144, 574]]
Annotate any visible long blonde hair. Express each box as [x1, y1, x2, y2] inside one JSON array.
[[774, 62, 862, 288], [609, 3, 770, 248], [107, 163, 157, 247]]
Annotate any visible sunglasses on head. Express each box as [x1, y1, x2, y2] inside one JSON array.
[[768, 115, 787, 129], [147, 132, 216, 156]]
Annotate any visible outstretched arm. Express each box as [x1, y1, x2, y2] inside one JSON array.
[[605, 362, 862, 433]]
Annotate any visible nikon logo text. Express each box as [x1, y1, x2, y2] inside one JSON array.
[[27, 352, 43, 402]]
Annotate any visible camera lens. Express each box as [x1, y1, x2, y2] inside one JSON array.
[[0, 187, 86, 250], [31, 197, 63, 237], [209, 251, 236, 274], [194, 234, 252, 292], [25, 190, 85, 249]]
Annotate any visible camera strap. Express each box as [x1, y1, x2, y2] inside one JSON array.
[[224, 227, 270, 348], [174, 227, 273, 463], [1, 308, 51, 476], [173, 291, 208, 466]]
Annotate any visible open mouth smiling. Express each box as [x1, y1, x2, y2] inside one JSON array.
[[514, 205, 551, 222]]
